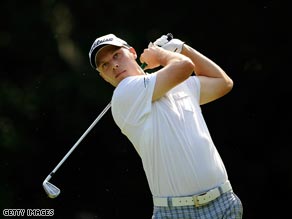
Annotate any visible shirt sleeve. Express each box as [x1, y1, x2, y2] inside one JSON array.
[[111, 74, 157, 130], [185, 76, 201, 103]]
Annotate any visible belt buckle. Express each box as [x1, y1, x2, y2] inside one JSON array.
[[193, 196, 201, 207], [193, 193, 206, 207]]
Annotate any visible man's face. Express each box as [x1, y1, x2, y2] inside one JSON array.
[[95, 45, 139, 87]]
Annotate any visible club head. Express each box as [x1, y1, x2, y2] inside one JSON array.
[[43, 180, 60, 198]]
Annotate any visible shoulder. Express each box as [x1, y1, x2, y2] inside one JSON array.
[[111, 74, 157, 128], [114, 74, 157, 99], [112, 74, 157, 111]]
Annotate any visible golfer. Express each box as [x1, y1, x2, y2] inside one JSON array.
[[89, 33, 243, 219]]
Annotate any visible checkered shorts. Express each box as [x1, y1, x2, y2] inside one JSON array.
[[152, 191, 243, 219]]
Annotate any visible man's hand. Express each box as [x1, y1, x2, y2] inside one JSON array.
[[140, 43, 166, 70], [153, 35, 184, 53]]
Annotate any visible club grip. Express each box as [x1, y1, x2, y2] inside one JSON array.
[[166, 33, 173, 41], [140, 62, 147, 69]]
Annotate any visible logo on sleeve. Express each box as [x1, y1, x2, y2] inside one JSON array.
[[144, 76, 150, 88]]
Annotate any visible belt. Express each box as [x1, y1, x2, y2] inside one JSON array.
[[153, 181, 232, 207]]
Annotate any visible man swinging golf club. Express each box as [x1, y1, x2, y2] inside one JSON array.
[[88, 33, 243, 219]]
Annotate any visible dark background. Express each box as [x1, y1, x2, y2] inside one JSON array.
[[0, 0, 290, 218]]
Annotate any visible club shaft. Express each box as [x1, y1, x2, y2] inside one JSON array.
[[44, 52, 155, 185], [47, 102, 111, 179]]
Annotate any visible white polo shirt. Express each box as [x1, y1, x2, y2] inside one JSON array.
[[111, 73, 228, 197]]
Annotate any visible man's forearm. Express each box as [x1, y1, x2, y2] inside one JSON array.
[[181, 44, 227, 79]]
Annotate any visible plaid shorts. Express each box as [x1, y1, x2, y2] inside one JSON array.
[[152, 191, 243, 219]]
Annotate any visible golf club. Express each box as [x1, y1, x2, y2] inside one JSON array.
[[42, 33, 174, 198], [42, 102, 111, 198]]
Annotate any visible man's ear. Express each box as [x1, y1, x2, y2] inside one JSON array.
[[129, 47, 137, 59]]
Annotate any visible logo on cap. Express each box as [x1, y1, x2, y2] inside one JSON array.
[[89, 37, 114, 54]]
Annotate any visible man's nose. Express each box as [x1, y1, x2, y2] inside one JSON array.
[[112, 63, 119, 70]]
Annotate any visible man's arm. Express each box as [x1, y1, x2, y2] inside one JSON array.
[[140, 44, 194, 101], [181, 45, 233, 105], [154, 35, 233, 105]]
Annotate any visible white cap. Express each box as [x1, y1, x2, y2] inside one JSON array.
[[89, 34, 130, 69]]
